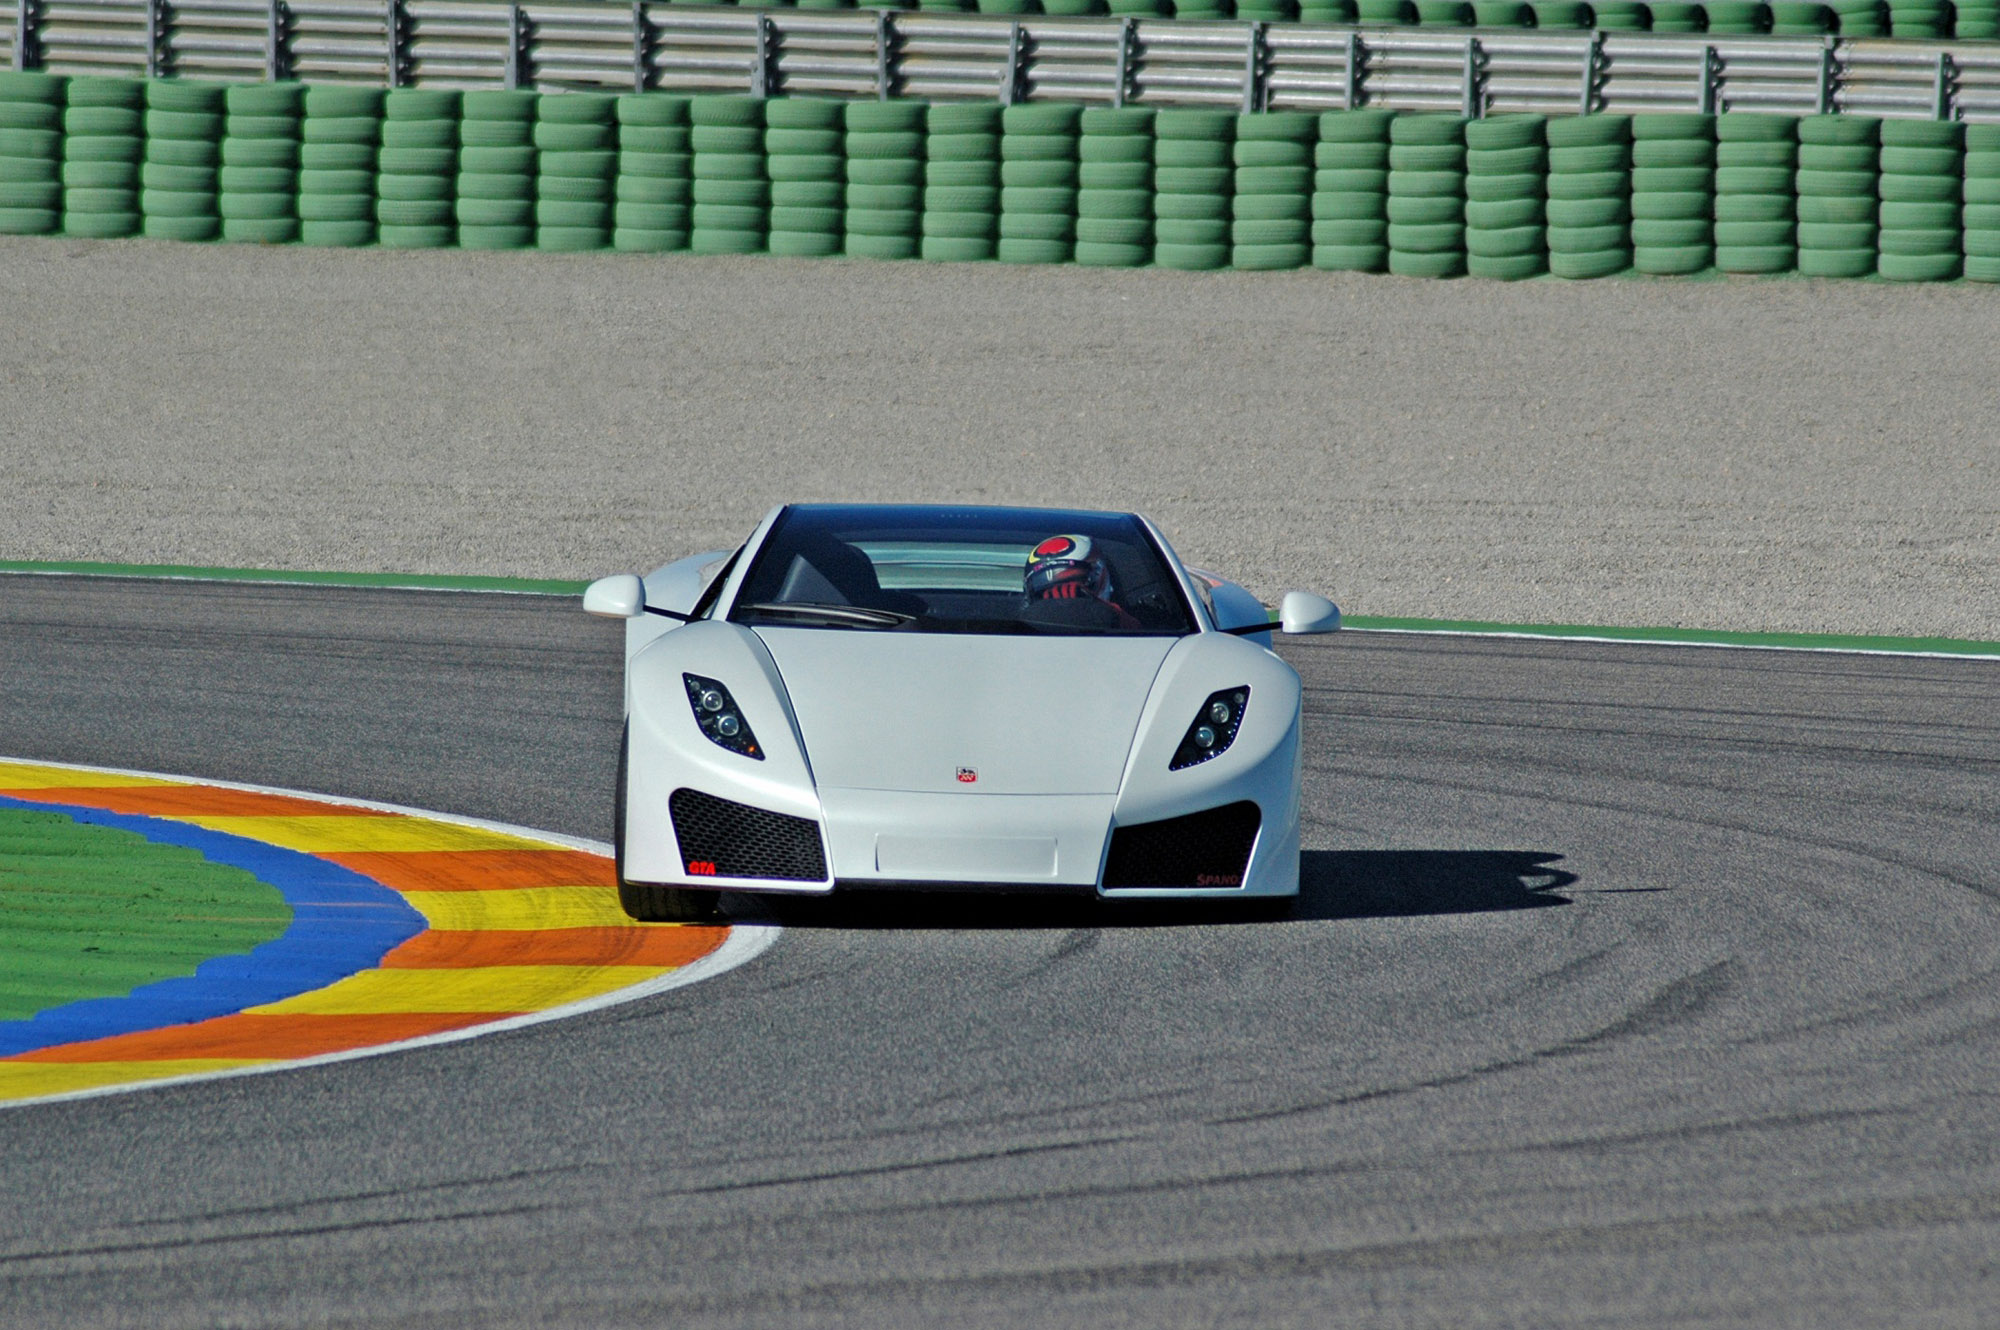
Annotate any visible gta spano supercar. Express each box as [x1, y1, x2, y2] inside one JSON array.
[[584, 504, 1340, 921]]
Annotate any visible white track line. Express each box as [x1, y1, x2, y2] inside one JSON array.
[[1346, 626, 2000, 662], [0, 756, 781, 1112]]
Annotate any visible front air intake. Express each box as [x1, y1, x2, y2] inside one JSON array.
[[1101, 801, 1261, 889], [668, 788, 828, 882]]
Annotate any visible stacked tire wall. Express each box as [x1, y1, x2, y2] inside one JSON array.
[[690, 94, 766, 256], [1232, 110, 1314, 271], [536, 91, 616, 252], [845, 99, 925, 260], [998, 101, 1081, 265], [1387, 112, 1466, 278], [457, 89, 537, 251], [1546, 112, 1632, 278], [1464, 112, 1547, 280], [1313, 109, 1393, 273], [12, 71, 2000, 286], [615, 94, 691, 254], [61, 77, 143, 240], [1715, 112, 1797, 274], [1966, 124, 2000, 283], [1630, 112, 1713, 276], [922, 102, 1001, 262], [377, 89, 457, 249], [1796, 113, 1878, 277], [220, 81, 303, 245], [142, 80, 224, 243], [1877, 118, 1961, 281], [298, 85, 380, 248], [765, 97, 844, 258], [1153, 108, 1233, 271], [1075, 106, 1153, 268]]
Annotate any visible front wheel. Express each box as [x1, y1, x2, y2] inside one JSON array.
[[615, 721, 724, 924]]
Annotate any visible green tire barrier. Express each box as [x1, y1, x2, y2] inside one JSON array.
[[1649, 1, 1706, 27], [1630, 113, 1713, 275], [0, 72, 64, 237], [375, 88, 456, 249], [297, 84, 380, 246], [998, 100, 1081, 265], [1530, 0, 1592, 27], [1313, 108, 1393, 272], [1545, 112, 1631, 278], [456, 89, 535, 251], [1076, 105, 1154, 268], [1959, 0, 2000, 37], [1232, 109, 1312, 270], [1386, 112, 1466, 278], [845, 98, 924, 261], [1704, 0, 1772, 29], [1875, 118, 1960, 281], [923, 101, 1000, 262], [1831, 0, 1889, 32], [764, 97, 844, 258], [615, 93, 691, 254], [1887, 0, 1943, 35], [690, 94, 766, 255], [15, 77, 2000, 287], [535, 91, 614, 251], [1796, 113, 1877, 278], [1965, 124, 2000, 283], [60, 76, 143, 239], [1713, 112, 1797, 273], [1464, 113, 1546, 280], [140, 79, 223, 242], [1153, 107, 1233, 271], [218, 81, 301, 244]]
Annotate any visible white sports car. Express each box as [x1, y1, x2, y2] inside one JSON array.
[[584, 504, 1339, 921]]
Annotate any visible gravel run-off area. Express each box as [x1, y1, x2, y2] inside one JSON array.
[[2, 234, 1995, 638]]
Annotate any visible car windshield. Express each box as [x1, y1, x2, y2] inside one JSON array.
[[728, 505, 1198, 637]]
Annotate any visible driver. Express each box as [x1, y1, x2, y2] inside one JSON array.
[[1024, 535, 1143, 629]]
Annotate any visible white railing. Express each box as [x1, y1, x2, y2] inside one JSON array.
[[6, 0, 1996, 121]]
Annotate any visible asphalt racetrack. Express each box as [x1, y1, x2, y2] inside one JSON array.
[[3, 575, 1998, 1327]]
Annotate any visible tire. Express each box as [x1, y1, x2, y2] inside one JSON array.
[[1715, 244, 1796, 273], [921, 235, 995, 261], [613, 227, 689, 253], [1312, 242, 1388, 271], [1467, 251, 1546, 279]]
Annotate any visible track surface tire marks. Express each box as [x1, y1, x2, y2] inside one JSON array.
[[3, 578, 1999, 1327]]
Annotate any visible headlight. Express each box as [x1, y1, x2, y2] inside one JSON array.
[[1171, 686, 1248, 770], [683, 673, 763, 760]]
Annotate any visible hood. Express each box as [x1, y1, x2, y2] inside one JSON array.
[[754, 628, 1178, 795]]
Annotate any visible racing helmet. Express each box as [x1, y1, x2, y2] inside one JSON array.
[[1024, 534, 1112, 602]]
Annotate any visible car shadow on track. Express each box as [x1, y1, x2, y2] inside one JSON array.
[[737, 849, 1576, 931]]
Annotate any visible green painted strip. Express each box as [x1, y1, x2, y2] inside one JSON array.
[[0, 806, 292, 1022], [4, 559, 1995, 658], [0, 559, 587, 596], [1342, 615, 2000, 659]]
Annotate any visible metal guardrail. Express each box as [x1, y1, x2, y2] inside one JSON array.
[[5, 0, 1997, 120]]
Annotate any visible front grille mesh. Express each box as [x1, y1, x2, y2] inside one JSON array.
[[1102, 801, 1261, 889], [668, 788, 828, 882]]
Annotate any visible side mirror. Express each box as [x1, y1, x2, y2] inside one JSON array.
[[583, 574, 646, 619], [1279, 590, 1341, 635]]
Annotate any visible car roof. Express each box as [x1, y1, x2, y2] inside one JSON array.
[[781, 502, 1141, 528]]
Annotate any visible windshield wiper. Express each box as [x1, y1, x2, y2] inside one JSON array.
[[740, 602, 914, 628]]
